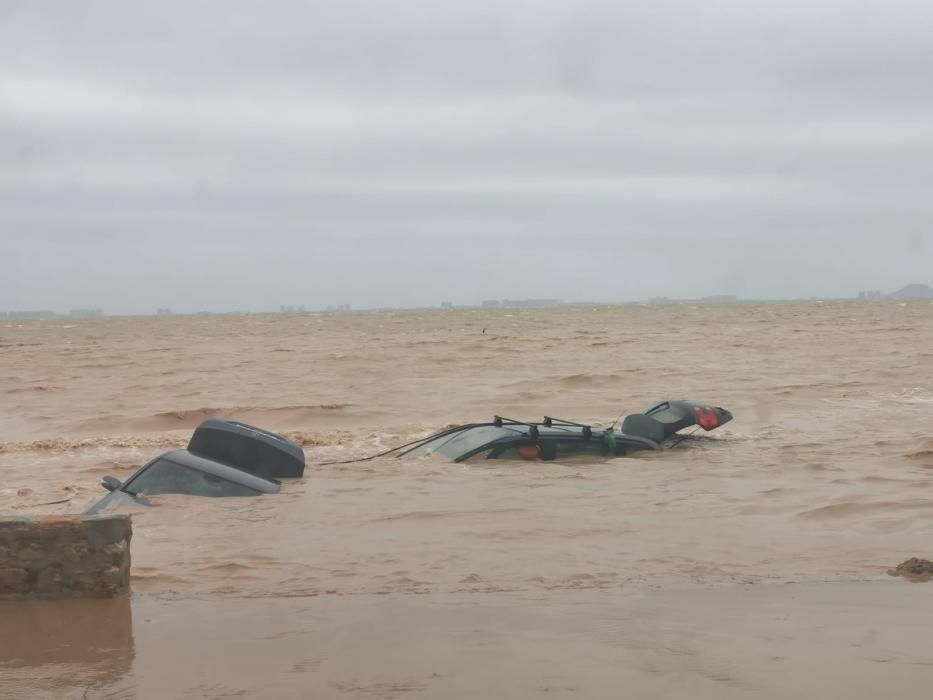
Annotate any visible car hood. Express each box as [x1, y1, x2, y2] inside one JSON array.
[[84, 489, 151, 515]]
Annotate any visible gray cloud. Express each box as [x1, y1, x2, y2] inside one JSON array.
[[2, 0, 932, 312]]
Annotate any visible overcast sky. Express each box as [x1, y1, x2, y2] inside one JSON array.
[[2, 0, 932, 313]]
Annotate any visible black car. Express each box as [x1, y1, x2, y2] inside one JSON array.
[[85, 449, 282, 514], [399, 400, 733, 463], [187, 419, 305, 478]]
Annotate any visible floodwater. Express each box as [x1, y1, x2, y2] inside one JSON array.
[[2, 302, 932, 698]]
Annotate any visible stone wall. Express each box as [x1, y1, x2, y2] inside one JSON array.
[[0, 515, 131, 599]]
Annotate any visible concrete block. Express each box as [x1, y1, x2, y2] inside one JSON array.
[[0, 515, 132, 599]]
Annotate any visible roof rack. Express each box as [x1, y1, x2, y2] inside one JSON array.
[[492, 415, 598, 439]]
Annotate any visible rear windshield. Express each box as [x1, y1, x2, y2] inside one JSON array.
[[643, 402, 688, 424]]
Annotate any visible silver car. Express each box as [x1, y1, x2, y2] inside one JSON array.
[[85, 449, 281, 514]]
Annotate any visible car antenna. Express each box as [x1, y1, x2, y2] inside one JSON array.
[[667, 425, 701, 448], [609, 408, 627, 431]]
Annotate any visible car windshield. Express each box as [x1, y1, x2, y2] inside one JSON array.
[[123, 459, 260, 497], [404, 425, 522, 459]]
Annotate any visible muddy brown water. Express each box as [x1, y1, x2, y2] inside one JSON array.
[[2, 302, 932, 698]]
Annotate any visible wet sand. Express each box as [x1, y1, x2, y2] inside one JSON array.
[[2, 301, 932, 697], [4, 581, 933, 699]]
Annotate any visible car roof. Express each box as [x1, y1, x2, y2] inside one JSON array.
[[396, 399, 732, 462], [193, 419, 305, 460], [155, 449, 282, 493], [400, 423, 659, 461]]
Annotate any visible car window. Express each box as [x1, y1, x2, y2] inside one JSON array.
[[489, 440, 607, 461], [405, 426, 518, 458], [643, 402, 685, 424], [123, 459, 260, 497]]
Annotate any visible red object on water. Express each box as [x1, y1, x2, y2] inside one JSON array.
[[517, 444, 541, 460]]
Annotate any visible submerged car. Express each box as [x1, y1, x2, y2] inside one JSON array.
[[85, 448, 281, 514], [186, 418, 306, 478], [84, 419, 304, 513], [84, 403, 731, 511], [399, 400, 732, 463]]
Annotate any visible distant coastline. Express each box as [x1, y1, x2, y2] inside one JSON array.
[[4, 283, 932, 320]]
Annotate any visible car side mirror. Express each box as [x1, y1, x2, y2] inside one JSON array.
[[101, 476, 121, 492]]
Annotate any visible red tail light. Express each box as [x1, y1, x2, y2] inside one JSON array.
[[694, 406, 720, 430]]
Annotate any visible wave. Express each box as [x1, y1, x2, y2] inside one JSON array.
[[0, 428, 357, 453], [797, 500, 933, 519], [0, 435, 188, 453], [374, 507, 528, 522], [70, 404, 358, 434], [559, 373, 616, 386], [905, 447, 933, 467], [502, 372, 627, 388]]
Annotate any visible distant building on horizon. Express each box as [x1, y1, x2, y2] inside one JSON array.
[[481, 298, 563, 309], [503, 298, 563, 308], [2, 310, 56, 320], [69, 308, 104, 318]]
